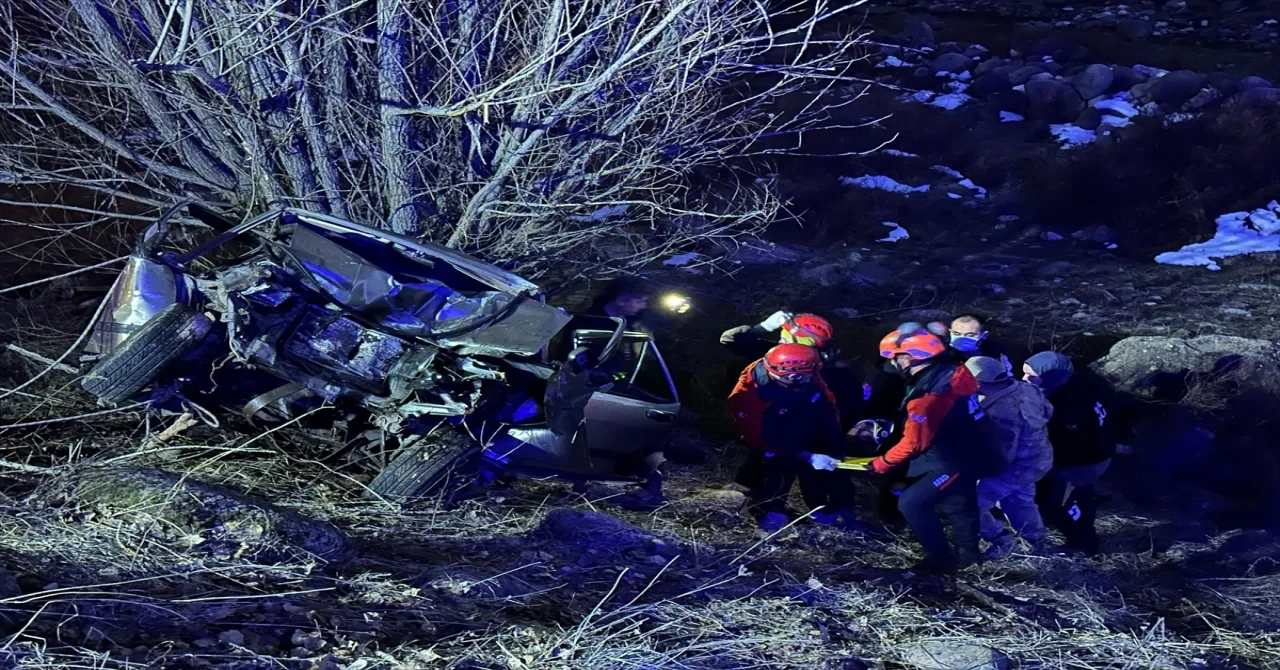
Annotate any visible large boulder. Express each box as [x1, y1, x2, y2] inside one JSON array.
[[1233, 87, 1280, 110], [1071, 64, 1114, 99], [1182, 86, 1223, 111], [1074, 107, 1103, 130], [1151, 70, 1209, 107], [973, 57, 1008, 79], [1093, 335, 1280, 401], [932, 52, 973, 74], [990, 89, 1030, 115], [1108, 65, 1148, 92], [1008, 65, 1047, 85], [1025, 79, 1086, 122], [1239, 76, 1274, 92], [971, 69, 1015, 97]]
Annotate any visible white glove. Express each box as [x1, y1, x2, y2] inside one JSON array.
[[757, 310, 792, 332], [808, 453, 839, 471]]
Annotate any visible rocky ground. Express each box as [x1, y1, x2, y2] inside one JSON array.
[[4, 2, 1280, 669]]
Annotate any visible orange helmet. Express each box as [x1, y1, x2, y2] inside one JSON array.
[[764, 343, 822, 381], [879, 328, 947, 361], [781, 314, 834, 348]]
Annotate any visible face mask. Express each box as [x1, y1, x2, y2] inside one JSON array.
[[883, 359, 909, 378], [1024, 372, 1042, 387], [950, 334, 983, 353]]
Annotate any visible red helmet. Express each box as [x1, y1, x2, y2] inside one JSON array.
[[781, 314, 834, 348], [879, 328, 947, 361], [764, 343, 822, 380]]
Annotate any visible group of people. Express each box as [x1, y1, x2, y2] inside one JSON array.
[[585, 280, 1119, 573], [723, 311, 1119, 573]]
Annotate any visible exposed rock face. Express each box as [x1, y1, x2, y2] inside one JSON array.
[[1093, 335, 1280, 401]]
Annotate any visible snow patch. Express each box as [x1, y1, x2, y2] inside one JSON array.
[[840, 175, 930, 194], [900, 89, 973, 110], [1095, 97, 1139, 118], [1133, 64, 1169, 78], [1000, 111, 1025, 123], [1155, 201, 1280, 271], [931, 165, 988, 198], [959, 178, 987, 198], [928, 93, 973, 110], [931, 165, 964, 180], [663, 252, 702, 267], [902, 90, 935, 104], [878, 222, 910, 243], [877, 56, 911, 68], [1050, 124, 1096, 148], [883, 148, 920, 158]]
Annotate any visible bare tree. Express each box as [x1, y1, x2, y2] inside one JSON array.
[[1, 0, 870, 276]]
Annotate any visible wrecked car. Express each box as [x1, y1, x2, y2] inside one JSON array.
[[80, 203, 681, 500]]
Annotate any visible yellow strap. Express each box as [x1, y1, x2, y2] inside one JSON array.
[[836, 456, 877, 470]]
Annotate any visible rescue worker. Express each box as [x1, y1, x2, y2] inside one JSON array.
[[1024, 352, 1117, 556], [964, 356, 1054, 559], [866, 327, 1005, 572], [729, 344, 854, 532], [866, 320, 946, 527], [947, 314, 1013, 375], [720, 311, 899, 431]]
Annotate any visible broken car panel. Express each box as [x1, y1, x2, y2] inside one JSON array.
[[81, 204, 679, 499]]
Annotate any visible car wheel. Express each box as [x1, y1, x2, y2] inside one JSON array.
[[81, 303, 212, 406], [364, 432, 480, 502]]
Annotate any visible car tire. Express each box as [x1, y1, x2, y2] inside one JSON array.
[[81, 303, 212, 405], [364, 432, 480, 502]]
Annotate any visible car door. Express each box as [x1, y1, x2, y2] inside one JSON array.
[[579, 334, 681, 459]]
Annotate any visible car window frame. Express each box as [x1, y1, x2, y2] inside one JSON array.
[[571, 330, 679, 404]]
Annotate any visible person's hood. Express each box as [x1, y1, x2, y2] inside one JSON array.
[[950, 363, 979, 396], [1025, 351, 1075, 393], [965, 356, 1009, 384]]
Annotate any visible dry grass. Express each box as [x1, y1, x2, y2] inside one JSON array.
[[0, 404, 1277, 670]]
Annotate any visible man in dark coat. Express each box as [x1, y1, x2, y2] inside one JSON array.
[[1023, 351, 1118, 555]]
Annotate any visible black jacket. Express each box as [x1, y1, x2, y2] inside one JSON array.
[[1043, 371, 1118, 468], [729, 361, 847, 461], [897, 361, 1005, 478]]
